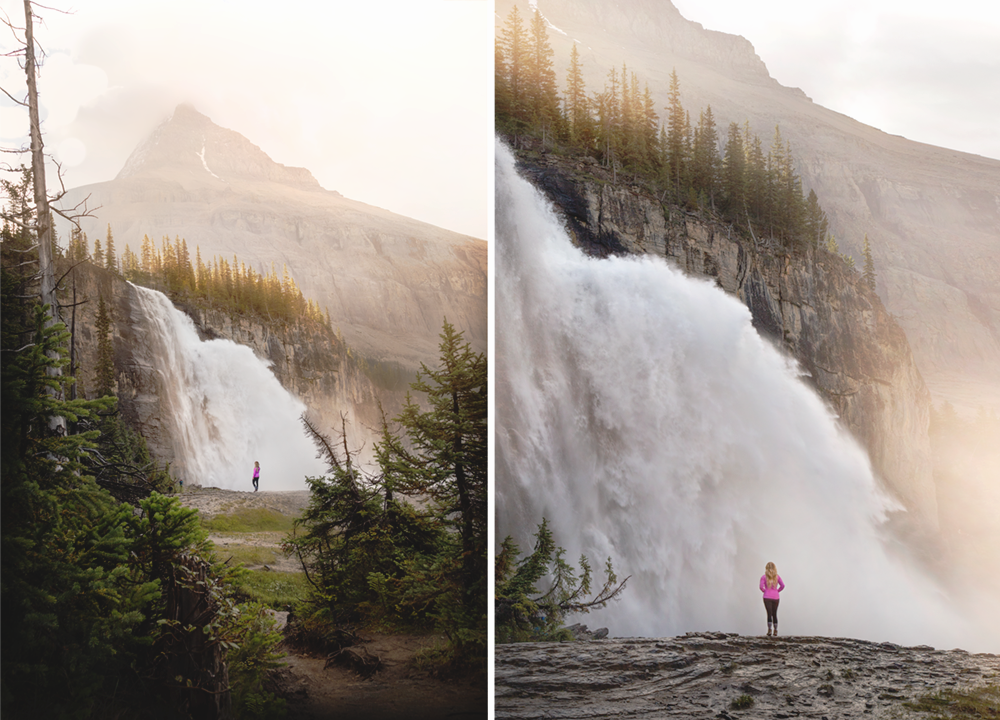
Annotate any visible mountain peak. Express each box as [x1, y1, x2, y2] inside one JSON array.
[[116, 104, 322, 191]]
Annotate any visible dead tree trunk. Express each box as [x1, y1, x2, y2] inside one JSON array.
[[22, 0, 66, 433], [22, 0, 57, 322]]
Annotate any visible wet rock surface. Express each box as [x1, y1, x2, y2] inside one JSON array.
[[495, 632, 1000, 719]]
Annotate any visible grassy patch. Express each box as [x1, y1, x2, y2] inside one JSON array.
[[216, 545, 280, 567], [201, 507, 295, 533], [731, 695, 754, 710], [231, 570, 310, 610], [903, 683, 1000, 719]]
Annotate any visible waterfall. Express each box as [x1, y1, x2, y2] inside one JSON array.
[[130, 284, 327, 491], [495, 140, 990, 651]]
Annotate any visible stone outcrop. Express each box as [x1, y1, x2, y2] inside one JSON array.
[[59, 104, 486, 370], [495, 632, 1000, 719], [496, 0, 1000, 417], [515, 150, 937, 530]]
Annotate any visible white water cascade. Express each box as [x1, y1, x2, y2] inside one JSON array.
[[131, 284, 327, 491], [495, 141, 990, 651]]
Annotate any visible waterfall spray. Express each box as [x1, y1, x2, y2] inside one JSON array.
[[130, 284, 326, 491], [495, 140, 989, 650]]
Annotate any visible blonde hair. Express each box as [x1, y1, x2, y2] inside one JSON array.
[[765, 562, 778, 589]]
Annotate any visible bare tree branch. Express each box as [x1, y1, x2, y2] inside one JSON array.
[[1, 85, 27, 106]]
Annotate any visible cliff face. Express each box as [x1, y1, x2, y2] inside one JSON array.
[[62, 263, 394, 474], [515, 151, 936, 530], [496, 0, 1000, 418]]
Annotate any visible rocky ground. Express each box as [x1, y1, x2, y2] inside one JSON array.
[[273, 633, 486, 720], [495, 631, 1000, 719], [178, 487, 487, 719], [177, 486, 312, 519]]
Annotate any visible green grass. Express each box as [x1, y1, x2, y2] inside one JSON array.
[[201, 507, 295, 533], [731, 695, 754, 710], [903, 683, 1000, 719], [216, 545, 280, 567], [231, 570, 310, 610]]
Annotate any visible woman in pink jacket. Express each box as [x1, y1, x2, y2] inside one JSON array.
[[760, 561, 784, 637]]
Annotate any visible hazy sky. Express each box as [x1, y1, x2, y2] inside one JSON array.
[[0, 0, 491, 239], [670, 0, 1000, 161]]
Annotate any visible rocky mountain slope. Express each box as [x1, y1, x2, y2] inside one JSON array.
[[59, 104, 486, 370], [496, 632, 1000, 719], [497, 0, 1000, 417], [514, 148, 937, 532]]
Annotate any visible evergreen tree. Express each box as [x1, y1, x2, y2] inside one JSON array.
[[804, 189, 828, 247], [104, 224, 117, 274], [526, 8, 561, 143], [862, 234, 877, 291], [93, 236, 104, 267], [596, 66, 622, 177], [641, 83, 660, 173], [692, 105, 720, 206], [499, 6, 529, 132], [664, 68, 687, 201], [379, 321, 487, 656], [565, 43, 591, 148], [0, 303, 153, 717], [94, 293, 115, 398], [722, 121, 746, 215], [496, 519, 628, 643]]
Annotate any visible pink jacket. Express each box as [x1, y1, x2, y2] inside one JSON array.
[[760, 574, 784, 600]]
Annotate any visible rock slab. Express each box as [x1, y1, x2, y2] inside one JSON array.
[[495, 632, 1000, 719]]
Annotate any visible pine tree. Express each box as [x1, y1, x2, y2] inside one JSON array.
[[597, 66, 621, 178], [722, 121, 746, 215], [862, 234, 877, 291], [692, 106, 719, 206], [804, 189, 828, 247], [380, 321, 487, 631], [526, 8, 561, 143], [565, 43, 590, 148], [499, 6, 529, 131], [104, 224, 117, 274], [496, 518, 628, 643], [93, 236, 104, 267], [664, 68, 687, 201], [641, 83, 660, 173], [94, 293, 115, 397]]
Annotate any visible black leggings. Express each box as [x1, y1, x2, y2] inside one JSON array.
[[764, 598, 779, 625], [253, 476, 259, 491]]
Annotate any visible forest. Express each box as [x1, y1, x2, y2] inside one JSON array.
[[66, 224, 332, 332], [2, 4, 487, 712], [3, 192, 487, 717], [496, 4, 877, 280]]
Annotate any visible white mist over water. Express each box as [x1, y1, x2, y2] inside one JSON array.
[[495, 141, 990, 651], [131, 285, 327, 491]]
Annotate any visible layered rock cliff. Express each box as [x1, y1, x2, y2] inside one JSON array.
[[513, 148, 937, 530], [496, 0, 1000, 418]]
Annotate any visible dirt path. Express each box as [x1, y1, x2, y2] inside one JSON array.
[[275, 634, 486, 720], [178, 487, 487, 718]]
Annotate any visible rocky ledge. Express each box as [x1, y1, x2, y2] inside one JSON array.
[[495, 632, 1000, 719]]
